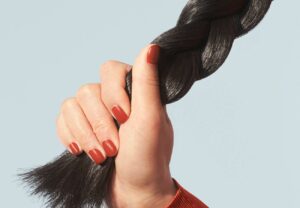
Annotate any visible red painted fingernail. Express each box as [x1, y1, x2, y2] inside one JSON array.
[[147, 44, 160, 64], [68, 142, 81, 155], [102, 140, 118, 157], [112, 105, 128, 124], [88, 149, 105, 164]]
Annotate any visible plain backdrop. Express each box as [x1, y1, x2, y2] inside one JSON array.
[[0, 0, 299, 207]]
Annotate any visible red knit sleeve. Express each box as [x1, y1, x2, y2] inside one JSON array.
[[165, 178, 209, 208]]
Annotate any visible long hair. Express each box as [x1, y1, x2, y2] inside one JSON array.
[[18, 0, 273, 207]]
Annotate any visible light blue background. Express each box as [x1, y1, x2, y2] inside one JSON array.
[[1, 0, 299, 207]]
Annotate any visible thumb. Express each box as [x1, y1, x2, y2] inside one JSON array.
[[131, 44, 162, 114]]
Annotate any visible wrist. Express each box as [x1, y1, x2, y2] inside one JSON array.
[[106, 171, 178, 208]]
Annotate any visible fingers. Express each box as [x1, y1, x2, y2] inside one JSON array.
[[59, 98, 107, 164], [131, 44, 162, 115], [75, 83, 119, 157], [99, 60, 131, 124], [56, 45, 162, 165], [56, 114, 82, 155]]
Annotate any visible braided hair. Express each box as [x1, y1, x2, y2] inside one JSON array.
[[18, 0, 273, 207]]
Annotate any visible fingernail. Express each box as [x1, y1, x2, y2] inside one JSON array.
[[88, 149, 105, 164], [102, 139, 117, 157], [147, 44, 160, 65], [112, 105, 128, 124], [68, 142, 81, 155]]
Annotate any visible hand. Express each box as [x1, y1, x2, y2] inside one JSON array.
[[56, 44, 177, 208]]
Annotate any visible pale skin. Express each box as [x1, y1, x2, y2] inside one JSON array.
[[56, 44, 178, 208]]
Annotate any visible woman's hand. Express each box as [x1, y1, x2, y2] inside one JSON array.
[[56, 44, 177, 208]]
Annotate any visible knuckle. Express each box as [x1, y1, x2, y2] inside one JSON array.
[[76, 83, 100, 99], [61, 97, 77, 112], [100, 89, 110, 104], [133, 74, 159, 88], [92, 118, 111, 135], [100, 60, 118, 75], [77, 131, 96, 149], [146, 78, 160, 88]]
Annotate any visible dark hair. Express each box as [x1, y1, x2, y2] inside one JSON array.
[[18, 0, 273, 207]]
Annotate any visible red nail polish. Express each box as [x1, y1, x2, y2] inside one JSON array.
[[89, 149, 105, 164], [147, 44, 160, 64], [112, 105, 128, 124], [102, 140, 117, 157], [69, 142, 81, 155]]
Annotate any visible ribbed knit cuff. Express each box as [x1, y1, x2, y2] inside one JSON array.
[[165, 178, 208, 208]]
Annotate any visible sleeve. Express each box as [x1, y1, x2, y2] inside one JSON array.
[[165, 178, 209, 208]]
